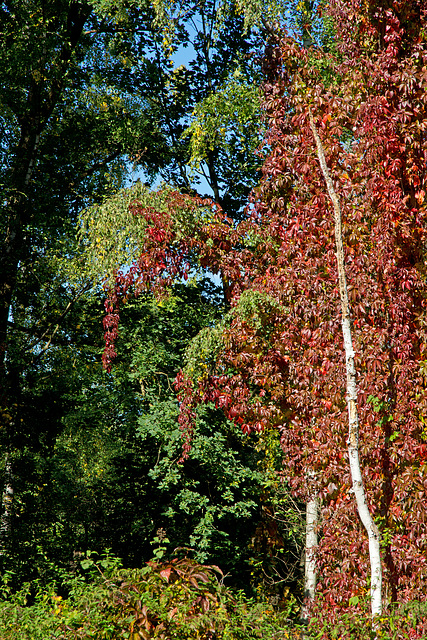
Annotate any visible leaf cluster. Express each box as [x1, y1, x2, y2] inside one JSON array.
[[309, 595, 427, 639]]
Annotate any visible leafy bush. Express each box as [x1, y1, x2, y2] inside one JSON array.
[[0, 552, 298, 639]]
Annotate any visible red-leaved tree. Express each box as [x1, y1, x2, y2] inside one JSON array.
[[101, 0, 427, 633], [189, 0, 427, 625]]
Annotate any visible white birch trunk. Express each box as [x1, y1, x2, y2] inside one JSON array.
[[301, 493, 318, 623], [309, 109, 382, 620], [304, 495, 318, 600]]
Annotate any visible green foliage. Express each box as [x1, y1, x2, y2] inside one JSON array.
[[232, 289, 283, 333], [0, 554, 296, 639], [117, 285, 267, 580], [183, 321, 229, 383], [142, 0, 292, 36], [2, 559, 426, 640], [183, 289, 284, 388], [2, 275, 304, 599], [250, 429, 305, 598], [76, 180, 151, 284], [142, 403, 264, 567], [184, 73, 262, 171], [114, 284, 304, 592], [1, 280, 154, 583], [111, 0, 264, 219]]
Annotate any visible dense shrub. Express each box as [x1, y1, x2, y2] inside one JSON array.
[[0, 553, 298, 639]]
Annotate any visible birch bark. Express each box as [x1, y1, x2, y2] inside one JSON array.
[[301, 492, 318, 624], [308, 109, 382, 620]]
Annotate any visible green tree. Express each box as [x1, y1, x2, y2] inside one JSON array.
[[0, 0, 306, 605], [122, 0, 265, 219], [0, 0, 165, 553], [2, 272, 303, 597]]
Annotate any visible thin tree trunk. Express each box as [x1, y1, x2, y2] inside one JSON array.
[[309, 109, 382, 620], [301, 493, 318, 624], [0, 456, 14, 556]]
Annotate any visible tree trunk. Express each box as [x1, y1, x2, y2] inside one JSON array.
[[309, 109, 382, 621], [301, 492, 318, 624], [0, 456, 14, 556]]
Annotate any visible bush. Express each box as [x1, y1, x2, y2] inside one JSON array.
[[0, 552, 299, 639]]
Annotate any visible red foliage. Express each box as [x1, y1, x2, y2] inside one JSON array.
[[103, 0, 427, 627], [101, 190, 244, 371], [179, 0, 427, 617], [216, 0, 427, 615]]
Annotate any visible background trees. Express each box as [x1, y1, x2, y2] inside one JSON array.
[[0, 0, 161, 557], [0, 0, 302, 608]]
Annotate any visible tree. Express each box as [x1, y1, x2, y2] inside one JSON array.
[[0, 0, 176, 555], [193, 0, 427, 626], [90, 0, 427, 633], [309, 109, 382, 619], [134, 0, 265, 221]]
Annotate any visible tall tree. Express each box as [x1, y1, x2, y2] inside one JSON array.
[[129, 0, 265, 220], [0, 0, 169, 554], [90, 1, 427, 633], [197, 0, 427, 624], [309, 109, 382, 620]]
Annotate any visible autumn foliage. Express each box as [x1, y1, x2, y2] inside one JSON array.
[[103, 0, 427, 632]]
